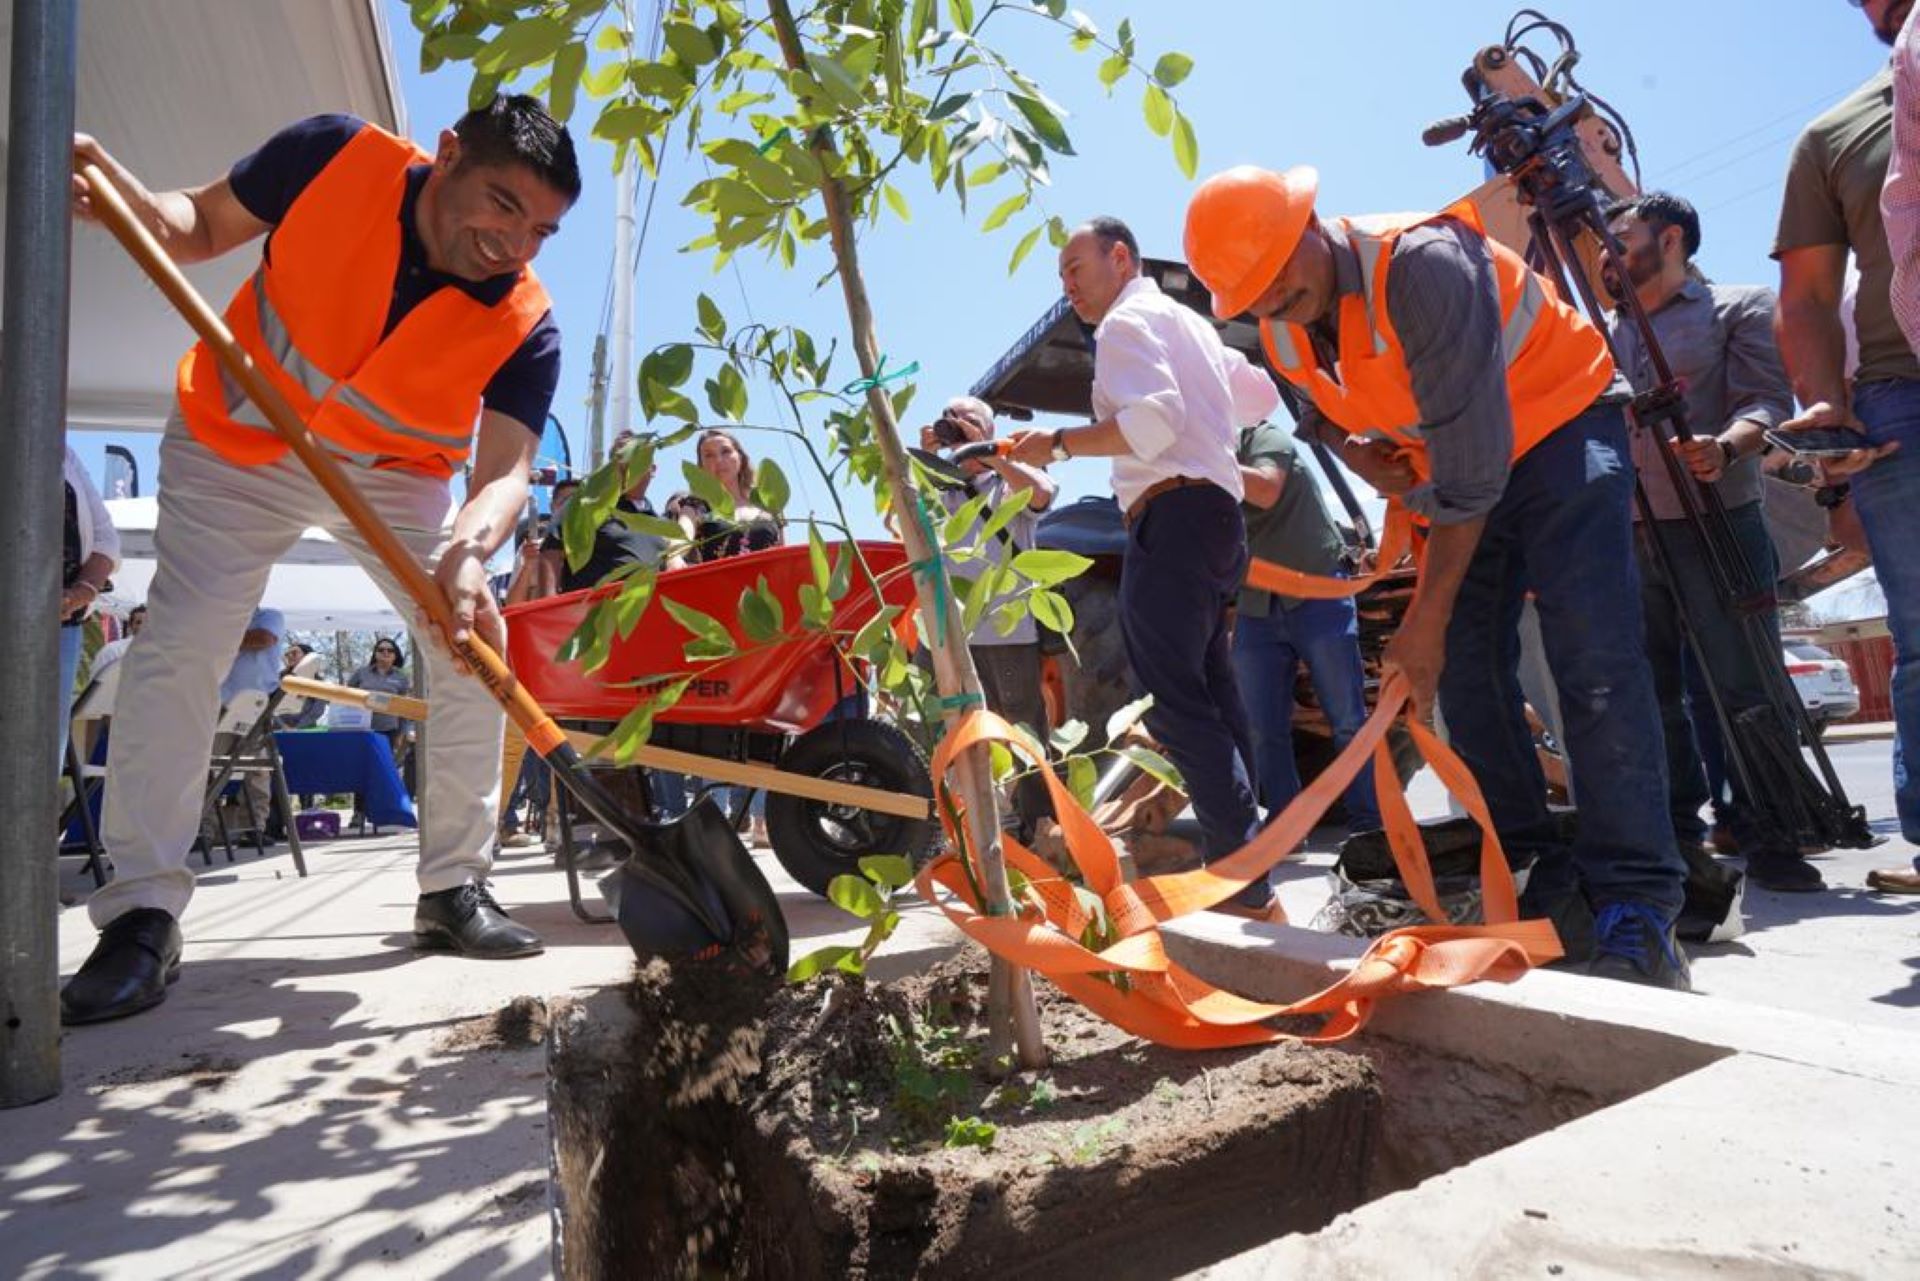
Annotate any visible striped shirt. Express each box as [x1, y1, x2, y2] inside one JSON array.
[[1887, 7, 1920, 356]]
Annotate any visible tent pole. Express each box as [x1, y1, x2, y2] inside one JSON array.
[[1, 0, 78, 1110]]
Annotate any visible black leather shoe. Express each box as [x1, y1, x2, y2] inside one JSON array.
[[60, 908, 182, 1026], [414, 883, 544, 958]]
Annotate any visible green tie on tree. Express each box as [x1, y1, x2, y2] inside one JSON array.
[[410, 0, 1199, 1072]]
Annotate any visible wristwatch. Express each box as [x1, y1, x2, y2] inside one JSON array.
[[1049, 428, 1071, 463]]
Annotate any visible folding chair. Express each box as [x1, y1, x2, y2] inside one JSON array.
[[59, 661, 122, 888], [201, 688, 308, 877]]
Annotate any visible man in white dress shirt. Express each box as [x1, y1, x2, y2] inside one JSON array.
[[1006, 217, 1284, 918]]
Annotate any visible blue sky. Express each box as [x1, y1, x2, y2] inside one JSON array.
[[76, 1, 1888, 549], [388, 0, 1885, 538]]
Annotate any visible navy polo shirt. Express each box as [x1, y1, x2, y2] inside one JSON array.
[[227, 113, 561, 437]]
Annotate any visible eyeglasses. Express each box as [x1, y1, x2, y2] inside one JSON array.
[[375, 646, 399, 655]]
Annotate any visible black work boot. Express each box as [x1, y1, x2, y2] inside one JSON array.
[[61, 908, 183, 1025], [1744, 848, 1825, 893], [414, 883, 545, 958]]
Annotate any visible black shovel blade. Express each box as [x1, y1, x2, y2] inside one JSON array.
[[907, 447, 973, 491], [597, 794, 790, 975]]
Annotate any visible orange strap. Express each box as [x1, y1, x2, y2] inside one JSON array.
[[1246, 499, 1418, 601], [915, 675, 1560, 1049]]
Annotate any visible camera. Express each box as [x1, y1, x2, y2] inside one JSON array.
[[928, 414, 970, 447]]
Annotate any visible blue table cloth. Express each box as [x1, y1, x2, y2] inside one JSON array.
[[274, 729, 416, 829]]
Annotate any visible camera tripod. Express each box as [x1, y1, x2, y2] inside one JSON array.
[[1433, 85, 1875, 854]]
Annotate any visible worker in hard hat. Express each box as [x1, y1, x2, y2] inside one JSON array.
[[1183, 165, 1689, 990], [1004, 216, 1283, 922]]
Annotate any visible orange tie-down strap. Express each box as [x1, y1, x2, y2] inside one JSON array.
[[1246, 499, 1418, 601], [914, 674, 1562, 1049]]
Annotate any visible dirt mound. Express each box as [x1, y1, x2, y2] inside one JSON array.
[[553, 950, 1381, 1279]]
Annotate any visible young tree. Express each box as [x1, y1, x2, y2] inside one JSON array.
[[412, 0, 1198, 1068]]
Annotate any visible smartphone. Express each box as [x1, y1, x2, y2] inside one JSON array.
[[1764, 427, 1872, 458]]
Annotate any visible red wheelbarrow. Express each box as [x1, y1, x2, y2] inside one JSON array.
[[504, 541, 939, 912]]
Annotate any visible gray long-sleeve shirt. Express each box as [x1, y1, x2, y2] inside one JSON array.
[[1606, 279, 1790, 521], [1298, 218, 1625, 525]]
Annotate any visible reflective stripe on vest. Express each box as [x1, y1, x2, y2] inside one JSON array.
[[1267, 230, 1550, 377], [245, 271, 473, 454]]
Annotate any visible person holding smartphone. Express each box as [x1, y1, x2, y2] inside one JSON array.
[[1604, 193, 1823, 893]]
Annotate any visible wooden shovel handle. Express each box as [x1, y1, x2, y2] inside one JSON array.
[[80, 162, 567, 755]]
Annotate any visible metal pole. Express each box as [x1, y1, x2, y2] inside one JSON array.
[[603, 0, 637, 468], [1, 0, 78, 1109]]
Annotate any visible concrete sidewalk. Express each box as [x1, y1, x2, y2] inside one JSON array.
[[4, 827, 962, 1279], [4, 739, 1915, 1277]]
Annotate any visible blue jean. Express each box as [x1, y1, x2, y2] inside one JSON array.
[[1121, 484, 1264, 906], [1637, 501, 1786, 852], [1849, 379, 1920, 869], [1438, 402, 1684, 918], [1232, 593, 1382, 834]]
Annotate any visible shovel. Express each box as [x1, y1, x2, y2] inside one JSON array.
[[907, 439, 1007, 491], [79, 162, 787, 975]]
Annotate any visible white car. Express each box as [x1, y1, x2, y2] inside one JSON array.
[[1785, 642, 1861, 727]]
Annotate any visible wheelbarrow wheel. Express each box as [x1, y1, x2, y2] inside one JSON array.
[[765, 718, 939, 898]]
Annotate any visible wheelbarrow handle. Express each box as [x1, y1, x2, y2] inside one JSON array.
[[79, 162, 569, 759]]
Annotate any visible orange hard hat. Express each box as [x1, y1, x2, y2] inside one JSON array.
[[1183, 165, 1320, 320]]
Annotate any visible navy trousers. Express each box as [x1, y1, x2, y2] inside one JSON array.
[[1120, 483, 1266, 907]]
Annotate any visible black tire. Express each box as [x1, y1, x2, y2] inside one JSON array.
[[765, 718, 940, 898]]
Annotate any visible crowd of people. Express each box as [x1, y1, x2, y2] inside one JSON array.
[[52, 1, 1920, 1027]]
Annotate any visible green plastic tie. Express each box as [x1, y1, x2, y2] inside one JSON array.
[[841, 354, 920, 397], [755, 127, 791, 155]]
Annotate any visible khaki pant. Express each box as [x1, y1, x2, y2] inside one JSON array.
[[90, 416, 506, 927]]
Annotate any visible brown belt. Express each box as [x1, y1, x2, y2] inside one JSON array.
[[1123, 475, 1214, 526]]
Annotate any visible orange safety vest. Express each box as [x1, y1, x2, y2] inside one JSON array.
[[177, 124, 552, 479], [1258, 200, 1614, 481]]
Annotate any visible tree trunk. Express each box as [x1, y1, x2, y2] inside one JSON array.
[[765, 0, 1046, 1072]]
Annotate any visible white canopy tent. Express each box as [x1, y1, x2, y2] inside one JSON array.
[[102, 497, 410, 632], [0, 0, 408, 433]]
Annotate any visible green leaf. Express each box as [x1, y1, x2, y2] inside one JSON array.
[[549, 40, 586, 121], [804, 52, 868, 111], [788, 944, 858, 982], [662, 597, 736, 661], [1121, 743, 1185, 792], [944, 1115, 997, 1150], [883, 183, 911, 222], [977, 486, 1033, 544], [467, 70, 505, 112], [848, 604, 903, 658], [1172, 110, 1199, 179], [1067, 754, 1098, 810], [927, 91, 971, 120], [681, 459, 736, 518], [798, 583, 833, 630], [828, 873, 886, 919], [609, 571, 658, 640], [752, 457, 791, 514], [1049, 718, 1089, 754], [738, 579, 783, 643], [594, 23, 628, 53], [696, 293, 727, 343], [807, 523, 832, 589], [966, 160, 1006, 188], [1104, 694, 1154, 744], [1142, 83, 1174, 137], [1008, 94, 1074, 155], [640, 343, 695, 390], [1010, 548, 1092, 587], [1096, 51, 1128, 89], [1117, 17, 1135, 55], [827, 540, 855, 600], [662, 20, 717, 66], [980, 190, 1028, 233], [617, 511, 688, 541], [948, 0, 976, 31], [941, 492, 989, 544], [706, 362, 749, 420], [1028, 588, 1073, 634], [474, 17, 568, 74], [1152, 51, 1194, 87], [1008, 223, 1045, 274], [859, 854, 915, 890], [909, 0, 937, 47]]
